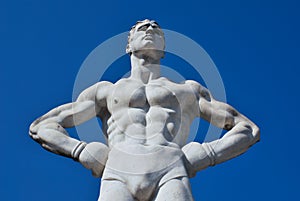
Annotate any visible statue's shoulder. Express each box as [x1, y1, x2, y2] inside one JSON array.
[[95, 80, 114, 87], [156, 77, 180, 85], [156, 78, 203, 92], [77, 81, 113, 102], [184, 80, 201, 86], [183, 80, 207, 95], [85, 81, 114, 101], [114, 77, 129, 83], [110, 78, 143, 93], [89, 81, 114, 93]]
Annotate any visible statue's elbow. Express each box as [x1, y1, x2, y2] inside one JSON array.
[[242, 120, 260, 144], [240, 121, 260, 145], [254, 126, 260, 143], [28, 120, 44, 141], [28, 122, 40, 142], [29, 122, 37, 136]]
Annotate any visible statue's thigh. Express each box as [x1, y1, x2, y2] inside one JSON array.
[[154, 177, 194, 201], [98, 180, 134, 201]]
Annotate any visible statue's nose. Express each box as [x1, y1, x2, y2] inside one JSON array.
[[146, 26, 154, 34]]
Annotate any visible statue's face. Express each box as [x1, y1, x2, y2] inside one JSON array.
[[128, 21, 165, 55]]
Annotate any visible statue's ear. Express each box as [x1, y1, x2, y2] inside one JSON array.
[[126, 44, 131, 54]]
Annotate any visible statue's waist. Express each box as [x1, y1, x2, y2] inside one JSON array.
[[108, 135, 179, 150], [106, 143, 185, 173], [113, 141, 179, 152]]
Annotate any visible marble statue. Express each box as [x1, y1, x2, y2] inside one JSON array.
[[29, 19, 260, 201]]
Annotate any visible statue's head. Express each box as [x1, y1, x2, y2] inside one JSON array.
[[126, 19, 165, 58]]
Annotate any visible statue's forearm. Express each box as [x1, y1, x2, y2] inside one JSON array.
[[30, 122, 108, 177], [209, 121, 259, 164], [29, 100, 98, 158], [183, 121, 260, 177], [30, 122, 81, 158]]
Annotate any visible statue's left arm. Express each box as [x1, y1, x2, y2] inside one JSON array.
[[182, 81, 260, 177]]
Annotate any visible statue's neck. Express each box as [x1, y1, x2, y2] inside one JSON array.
[[129, 53, 161, 84]]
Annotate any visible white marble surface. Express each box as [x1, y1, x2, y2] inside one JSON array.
[[29, 19, 260, 201]]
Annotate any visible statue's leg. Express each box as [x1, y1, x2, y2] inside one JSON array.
[[153, 177, 194, 201], [98, 180, 135, 201]]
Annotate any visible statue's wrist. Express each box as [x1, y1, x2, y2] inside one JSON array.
[[202, 143, 217, 166], [71, 141, 87, 161]]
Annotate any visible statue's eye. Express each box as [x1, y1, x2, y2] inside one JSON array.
[[138, 24, 149, 31], [154, 28, 163, 35]]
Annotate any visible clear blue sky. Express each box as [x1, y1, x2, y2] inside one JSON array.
[[1, 0, 299, 200]]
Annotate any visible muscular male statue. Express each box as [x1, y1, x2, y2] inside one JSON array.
[[29, 19, 260, 201]]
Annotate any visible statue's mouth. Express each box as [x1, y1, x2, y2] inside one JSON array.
[[143, 34, 154, 40]]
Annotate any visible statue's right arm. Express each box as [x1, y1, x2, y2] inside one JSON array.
[[29, 81, 112, 166]]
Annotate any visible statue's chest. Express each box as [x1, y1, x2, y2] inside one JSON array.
[[110, 81, 179, 109], [145, 84, 178, 107]]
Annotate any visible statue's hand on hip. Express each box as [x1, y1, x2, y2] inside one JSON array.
[[79, 142, 109, 177]]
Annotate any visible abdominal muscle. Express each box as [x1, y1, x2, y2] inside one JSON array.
[[107, 106, 182, 152], [104, 104, 190, 175]]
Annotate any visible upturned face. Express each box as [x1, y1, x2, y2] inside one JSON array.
[[128, 21, 165, 55]]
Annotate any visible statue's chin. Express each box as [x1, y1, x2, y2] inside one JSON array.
[[133, 49, 165, 60]]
